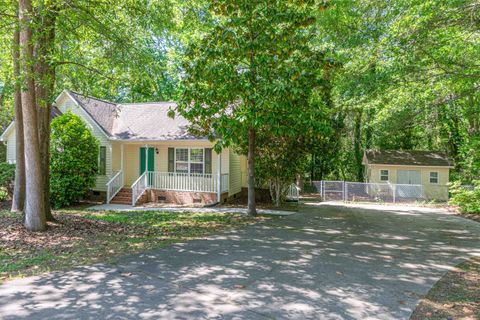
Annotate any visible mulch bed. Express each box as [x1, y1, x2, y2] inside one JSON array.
[[411, 257, 480, 320], [0, 213, 147, 252]]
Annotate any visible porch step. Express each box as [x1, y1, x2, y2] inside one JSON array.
[[110, 188, 132, 205]]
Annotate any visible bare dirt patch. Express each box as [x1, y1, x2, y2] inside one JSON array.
[[411, 257, 480, 320]]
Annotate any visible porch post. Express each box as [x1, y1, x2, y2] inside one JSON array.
[[217, 152, 221, 203], [145, 144, 149, 187]]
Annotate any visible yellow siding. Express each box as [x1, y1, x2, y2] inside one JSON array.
[[57, 94, 112, 191], [228, 149, 242, 196], [366, 164, 450, 200]]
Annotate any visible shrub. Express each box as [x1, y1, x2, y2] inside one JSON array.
[[449, 181, 480, 214], [0, 162, 15, 199], [50, 112, 99, 208]]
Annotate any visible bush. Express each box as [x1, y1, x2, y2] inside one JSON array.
[[0, 162, 15, 199], [449, 181, 480, 214], [50, 112, 99, 208]]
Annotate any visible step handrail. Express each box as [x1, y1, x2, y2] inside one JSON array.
[[106, 170, 123, 204]]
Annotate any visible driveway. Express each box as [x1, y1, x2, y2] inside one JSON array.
[[1, 203, 479, 319]]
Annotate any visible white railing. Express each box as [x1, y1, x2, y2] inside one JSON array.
[[131, 171, 148, 206], [287, 183, 300, 201], [147, 172, 229, 193], [106, 171, 124, 204]]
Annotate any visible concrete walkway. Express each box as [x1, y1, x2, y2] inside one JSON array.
[[1, 203, 479, 319], [88, 203, 295, 216]]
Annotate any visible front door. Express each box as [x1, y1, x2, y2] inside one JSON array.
[[140, 147, 155, 184]]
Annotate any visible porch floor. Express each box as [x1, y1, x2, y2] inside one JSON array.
[[87, 204, 295, 216]]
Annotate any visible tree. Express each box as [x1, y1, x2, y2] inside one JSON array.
[[177, 0, 324, 215], [19, 0, 46, 231], [11, 5, 25, 213], [49, 113, 99, 208]]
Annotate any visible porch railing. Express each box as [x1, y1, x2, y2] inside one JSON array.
[[147, 172, 228, 193], [106, 171, 124, 204], [131, 171, 148, 206]]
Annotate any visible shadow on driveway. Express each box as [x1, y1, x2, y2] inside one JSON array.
[[1, 203, 479, 319]]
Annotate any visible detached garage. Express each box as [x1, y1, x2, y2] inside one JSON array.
[[363, 150, 453, 201]]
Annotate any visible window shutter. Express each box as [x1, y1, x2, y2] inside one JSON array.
[[168, 148, 174, 172], [99, 146, 107, 175], [205, 148, 212, 174]]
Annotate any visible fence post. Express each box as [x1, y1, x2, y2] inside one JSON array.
[[392, 184, 396, 203], [344, 182, 348, 202]]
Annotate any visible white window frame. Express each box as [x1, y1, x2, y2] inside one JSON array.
[[429, 171, 439, 184], [174, 147, 205, 175], [379, 169, 389, 182]]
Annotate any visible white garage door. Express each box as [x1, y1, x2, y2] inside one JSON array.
[[397, 170, 421, 185]]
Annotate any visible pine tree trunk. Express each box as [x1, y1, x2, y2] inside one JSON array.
[[247, 127, 257, 216], [34, 6, 57, 221], [19, 0, 46, 232], [11, 18, 26, 213]]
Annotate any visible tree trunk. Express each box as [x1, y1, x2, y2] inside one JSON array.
[[11, 18, 26, 213], [353, 110, 363, 182], [247, 127, 256, 216], [19, 0, 46, 232], [34, 5, 57, 221]]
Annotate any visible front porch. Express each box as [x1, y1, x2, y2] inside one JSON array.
[[105, 141, 230, 206]]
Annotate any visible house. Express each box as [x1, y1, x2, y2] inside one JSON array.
[[0, 90, 248, 206], [363, 150, 453, 201]]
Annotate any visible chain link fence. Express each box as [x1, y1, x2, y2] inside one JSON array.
[[313, 180, 449, 203]]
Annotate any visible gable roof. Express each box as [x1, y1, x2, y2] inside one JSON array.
[[364, 150, 453, 167], [66, 91, 200, 141]]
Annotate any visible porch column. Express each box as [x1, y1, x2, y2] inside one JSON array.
[[217, 152, 221, 203]]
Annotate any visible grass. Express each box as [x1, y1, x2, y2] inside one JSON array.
[[410, 257, 480, 319], [0, 208, 261, 282]]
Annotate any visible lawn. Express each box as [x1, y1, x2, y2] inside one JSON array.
[[0, 208, 260, 282]]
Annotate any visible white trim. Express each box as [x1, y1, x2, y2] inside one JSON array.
[[0, 121, 14, 142], [429, 171, 439, 184], [174, 147, 206, 174], [379, 169, 389, 182], [370, 163, 453, 169]]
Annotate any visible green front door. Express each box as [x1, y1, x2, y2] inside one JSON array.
[[140, 147, 155, 183]]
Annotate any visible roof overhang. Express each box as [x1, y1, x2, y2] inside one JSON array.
[[367, 163, 454, 169], [0, 121, 14, 142]]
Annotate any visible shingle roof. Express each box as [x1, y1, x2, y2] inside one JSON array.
[[364, 150, 453, 167], [67, 91, 200, 141]]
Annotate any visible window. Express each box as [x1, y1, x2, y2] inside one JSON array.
[[174, 148, 205, 174], [429, 172, 439, 184], [190, 149, 204, 174], [175, 148, 189, 173], [380, 169, 389, 181], [99, 146, 106, 175]]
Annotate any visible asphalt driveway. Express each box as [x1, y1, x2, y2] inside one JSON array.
[[1, 202, 479, 319]]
